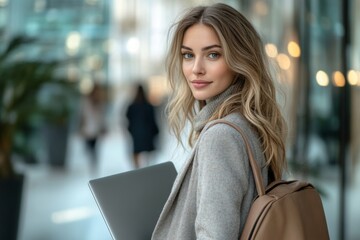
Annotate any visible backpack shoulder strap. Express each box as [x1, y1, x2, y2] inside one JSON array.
[[208, 119, 266, 196]]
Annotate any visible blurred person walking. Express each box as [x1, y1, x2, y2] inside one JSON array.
[[126, 84, 159, 168], [79, 83, 106, 170]]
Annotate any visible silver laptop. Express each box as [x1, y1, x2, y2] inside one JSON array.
[[88, 161, 177, 240]]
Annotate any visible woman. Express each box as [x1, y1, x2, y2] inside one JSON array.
[[126, 84, 159, 168], [152, 3, 287, 239]]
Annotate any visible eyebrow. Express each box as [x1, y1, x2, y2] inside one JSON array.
[[181, 44, 222, 51]]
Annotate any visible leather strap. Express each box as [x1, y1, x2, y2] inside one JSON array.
[[208, 119, 266, 196]]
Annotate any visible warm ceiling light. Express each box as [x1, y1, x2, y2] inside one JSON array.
[[332, 71, 345, 87], [287, 41, 301, 57], [265, 43, 278, 58], [347, 70, 359, 86], [276, 53, 291, 70], [316, 70, 329, 87]]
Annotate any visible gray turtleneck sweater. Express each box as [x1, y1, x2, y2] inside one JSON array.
[[152, 86, 268, 240]]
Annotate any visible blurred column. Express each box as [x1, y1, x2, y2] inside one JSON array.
[[339, 0, 351, 239], [292, 0, 311, 169]]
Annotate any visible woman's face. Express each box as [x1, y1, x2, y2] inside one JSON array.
[[181, 23, 235, 101]]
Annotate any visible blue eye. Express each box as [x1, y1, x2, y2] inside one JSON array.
[[182, 53, 193, 59], [208, 52, 220, 59]]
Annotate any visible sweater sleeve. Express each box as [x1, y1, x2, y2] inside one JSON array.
[[195, 124, 250, 240]]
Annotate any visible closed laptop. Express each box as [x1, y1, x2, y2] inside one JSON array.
[[88, 161, 177, 240]]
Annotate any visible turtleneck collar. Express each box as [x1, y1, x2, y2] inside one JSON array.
[[193, 84, 237, 132]]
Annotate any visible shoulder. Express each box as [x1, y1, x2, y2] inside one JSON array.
[[198, 114, 245, 149], [195, 114, 252, 179], [198, 113, 262, 156], [201, 113, 250, 138]]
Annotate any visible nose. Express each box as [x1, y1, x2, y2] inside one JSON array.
[[192, 58, 205, 75]]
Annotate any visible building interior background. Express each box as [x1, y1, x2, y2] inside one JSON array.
[[0, 0, 359, 239]]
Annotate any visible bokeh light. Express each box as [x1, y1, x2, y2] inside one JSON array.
[[316, 70, 329, 87], [265, 43, 278, 58], [287, 41, 301, 57], [276, 53, 291, 70], [332, 71, 346, 87]]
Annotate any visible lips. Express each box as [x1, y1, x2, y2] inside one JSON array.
[[191, 80, 211, 89]]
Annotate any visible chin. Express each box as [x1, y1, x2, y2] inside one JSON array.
[[191, 91, 209, 101], [193, 94, 208, 101]]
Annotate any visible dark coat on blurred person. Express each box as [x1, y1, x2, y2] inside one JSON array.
[[126, 85, 159, 154]]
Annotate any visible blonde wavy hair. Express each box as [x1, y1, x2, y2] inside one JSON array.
[[165, 3, 287, 180]]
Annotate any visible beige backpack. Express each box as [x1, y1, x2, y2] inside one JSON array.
[[213, 120, 330, 240]]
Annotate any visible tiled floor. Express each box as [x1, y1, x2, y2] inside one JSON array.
[[16, 125, 360, 240]]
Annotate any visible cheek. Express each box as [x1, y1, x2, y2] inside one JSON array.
[[218, 68, 235, 86], [213, 63, 231, 78], [182, 62, 191, 78]]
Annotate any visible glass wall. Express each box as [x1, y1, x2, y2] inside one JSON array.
[[2, 0, 110, 88], [240, 1, 359, 239]]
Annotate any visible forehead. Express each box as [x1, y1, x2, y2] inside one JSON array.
[[182, 24, 221, 46]]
